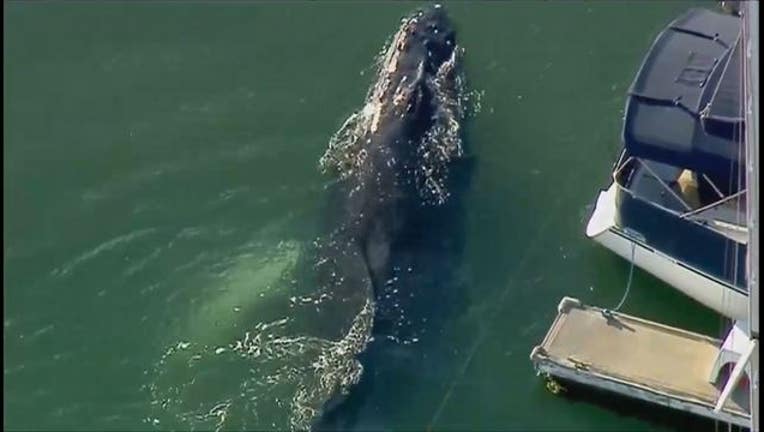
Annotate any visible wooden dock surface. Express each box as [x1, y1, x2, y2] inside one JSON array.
[[531, 297, 751, 427]]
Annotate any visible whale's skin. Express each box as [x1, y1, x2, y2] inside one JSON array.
[[312, 4, 471, 428], [317, 4, 464, 317]]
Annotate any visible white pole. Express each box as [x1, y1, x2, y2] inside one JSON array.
[[743, 1, 759, 430]]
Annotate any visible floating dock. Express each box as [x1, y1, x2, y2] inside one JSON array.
[[530, 297, 752, 427]]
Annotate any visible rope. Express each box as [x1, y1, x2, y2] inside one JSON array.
[[602, 241, 636, 319], [426, 176, 572, 428], [614, 241, 636, 312], [426, 164, 593, 429]]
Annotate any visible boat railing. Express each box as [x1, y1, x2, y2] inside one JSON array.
[[611, 158, 748, 242], [679, 189, 747, 221], [612, 157, 691, 216], [701, 173, 727, 199], [614, 155, 745, 217], [612, 172, 684, 218], [612, 154, 635, 184], [637, 159, 694, 211]]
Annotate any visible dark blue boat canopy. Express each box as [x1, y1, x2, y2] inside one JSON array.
[[623, 8, 744, 178]]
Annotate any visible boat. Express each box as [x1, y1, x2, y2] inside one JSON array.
[[585, 7, 749, 320], [533, 3, 757, 428]]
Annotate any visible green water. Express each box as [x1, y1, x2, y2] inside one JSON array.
[[4, 1, 734, 431]]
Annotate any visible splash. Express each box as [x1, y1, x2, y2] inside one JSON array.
[[286, 299, 374, 430], [318, 18, 480, 206], [146, 297, 373, 431], [416, 47, 466, 205], [144, 225, 374, 432]]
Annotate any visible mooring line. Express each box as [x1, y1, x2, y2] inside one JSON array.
[[427, 169, 581, 428]]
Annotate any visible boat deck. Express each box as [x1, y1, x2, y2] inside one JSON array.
[[530, 297, 751, 427]]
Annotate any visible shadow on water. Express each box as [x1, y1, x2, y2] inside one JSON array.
[[553, 378, 750, 432], [314, 135, 477, 431]]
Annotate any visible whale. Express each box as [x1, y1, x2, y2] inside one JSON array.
[[147, 5, 471, 431], [311, 4, 472, 428], [317, 2, 466, 321]]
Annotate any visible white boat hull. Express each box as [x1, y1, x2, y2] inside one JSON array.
[[586, 184, 748, 321]]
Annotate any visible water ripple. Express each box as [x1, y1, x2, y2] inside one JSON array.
[[50, 228, 158, 278]]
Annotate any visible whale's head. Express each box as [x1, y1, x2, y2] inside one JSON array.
[[400, 5, 456, 75], [368, 6, 464, 203], [320, 5, 465, 206], [380, 5, 458, 100], [362, 4, 460, 140]]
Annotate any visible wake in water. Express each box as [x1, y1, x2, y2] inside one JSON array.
[[146, 5, 478, 431], [144, 230, 374, 431]]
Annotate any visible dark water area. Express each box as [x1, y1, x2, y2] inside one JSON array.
[[5, 1, 738, 431]]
